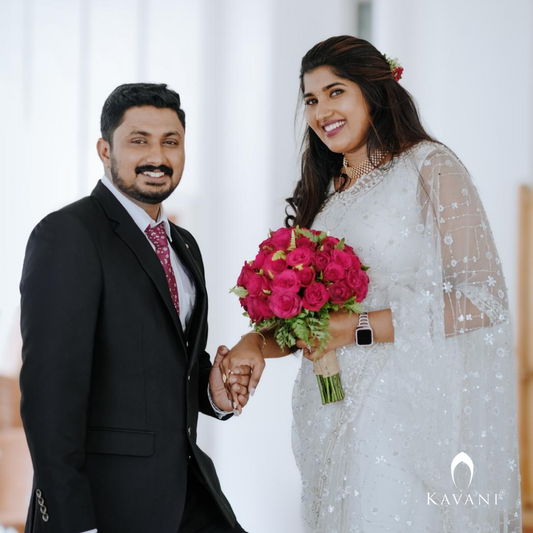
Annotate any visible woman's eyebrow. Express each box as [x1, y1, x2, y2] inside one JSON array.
[[303, 82, 347, 99]]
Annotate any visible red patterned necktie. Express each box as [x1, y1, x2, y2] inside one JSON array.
[[145, 222, 180, 315]]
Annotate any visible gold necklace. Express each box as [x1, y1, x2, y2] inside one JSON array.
[[342, 149, 387, 182]]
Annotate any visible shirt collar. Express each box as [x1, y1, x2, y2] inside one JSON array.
[[101, 175, 173, 241]]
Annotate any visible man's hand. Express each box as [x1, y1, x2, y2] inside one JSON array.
[[209, 345, 251, 414], [220, 334, 266, 399]]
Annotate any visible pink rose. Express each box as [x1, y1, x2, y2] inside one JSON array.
[[344, 243, 355, 254], [286, 247, 313, 267], [237, 262, 255, 288], [331, 249, 352, 270], [296, 266, 316, 287], [354, 272, 369, 302], [263, 252, 287, 277], [345, 269, 364, 291], [295, 235, 316, 250], [252, 251, 267, 270], [271, 270, 301, 293], [327, 282, 352, 304], [302, 282, 329, 312], [271, 228, 293, 250], [321, 236, 340, 252], [269, 291, 302, 319], [313, 251, 331, 272], [245, 296, 274, 323], [351, 254, 362, 271], [246, 274, 271, 297], [259, 237, 274, 252], [323, 262, 346, 282]]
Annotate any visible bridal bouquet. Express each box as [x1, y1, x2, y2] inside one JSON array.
[[231, 227, 369, 404]]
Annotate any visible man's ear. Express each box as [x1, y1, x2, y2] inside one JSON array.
[[97, 138, 111, 169]]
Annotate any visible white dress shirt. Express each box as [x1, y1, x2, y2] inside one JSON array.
[[101, 175, 196, 330], [79, 177, 229, 533]]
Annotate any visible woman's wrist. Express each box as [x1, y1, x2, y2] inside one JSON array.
[[240, 331, 266, 353]]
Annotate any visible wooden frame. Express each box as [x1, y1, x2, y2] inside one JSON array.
[[518, 184, 533, 528]]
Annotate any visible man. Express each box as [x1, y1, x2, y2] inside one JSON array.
[[20, 83, 249, 533]]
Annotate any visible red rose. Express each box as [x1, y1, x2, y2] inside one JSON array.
[[310, 229, 322, 236], [345, 269, 364, 291], [246, 274, 271, 297], [327, 282, 352, 304], [252, 251, 267, 270], [344, 243, 355, 254], [263, 252, 287, 277], [313, 251, 331, 272], [245, 296, 274, 323], [237, 262, 255, 288], [269, 291, 302, 319], [354, 272, 369, 302], [323, 262, 346, 282], [321, 236, 340, 252], [351, 254, 361, 271], [331, 249, 352, 270], [295, 235, 316, 250], [271, 228, 293, 250], [302, 282, 329, 312], [286, 247, 313, 268], [296, 266, 316, 287], [259, 237, 274, 252], [271, 270, 301, 293]]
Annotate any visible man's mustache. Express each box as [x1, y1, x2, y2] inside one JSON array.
[[136, 165, 173, 177]]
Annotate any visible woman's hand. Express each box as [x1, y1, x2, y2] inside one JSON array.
[[210, 345, 251, 415], [296, 309, 358, 361], [220, 333, 266, 399]]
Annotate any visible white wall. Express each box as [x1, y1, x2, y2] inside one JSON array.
[[0, 1, 531, 532]]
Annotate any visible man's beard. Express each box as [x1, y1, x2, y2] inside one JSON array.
[[110, 155, 178, 205]]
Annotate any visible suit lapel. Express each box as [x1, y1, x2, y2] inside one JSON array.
[[91, 182, 186, 345], [169, 225, 208, 371]]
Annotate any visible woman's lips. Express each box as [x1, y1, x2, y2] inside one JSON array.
[[322, 120, 346, 138]]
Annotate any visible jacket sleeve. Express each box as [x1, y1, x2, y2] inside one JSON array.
[[20, 211, 102, 533]]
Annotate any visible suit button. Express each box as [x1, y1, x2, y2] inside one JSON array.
[[42, 513, 49, 522], [187, 375, 191, 382], [38, 497, 44, 506], [187, 426, 191, 436], [40, 505, 47, 514], [186, 341, 189, 347], [36, 489, 42, 498]]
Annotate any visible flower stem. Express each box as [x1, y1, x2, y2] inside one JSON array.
[[316, 373, 345, 405]]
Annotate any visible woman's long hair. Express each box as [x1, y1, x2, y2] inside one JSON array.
[[285, 35, 436, 228]]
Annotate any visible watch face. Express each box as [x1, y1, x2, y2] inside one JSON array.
[[356, 328, 373, 346]]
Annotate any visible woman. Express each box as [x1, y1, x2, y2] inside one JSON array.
[[222, 36, 521, 532]]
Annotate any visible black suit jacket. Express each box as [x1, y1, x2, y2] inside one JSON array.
[[19, 181, 235, 533]]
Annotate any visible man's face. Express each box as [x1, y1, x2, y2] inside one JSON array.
[[99, 106, 185, 205]]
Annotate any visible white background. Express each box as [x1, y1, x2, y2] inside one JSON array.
[[0, 1, 531, 531]]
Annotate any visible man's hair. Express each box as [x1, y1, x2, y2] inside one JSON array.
[[100, 83, 186, 146]]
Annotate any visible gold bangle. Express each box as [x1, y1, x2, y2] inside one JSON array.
[[241, 331, 267, 352]]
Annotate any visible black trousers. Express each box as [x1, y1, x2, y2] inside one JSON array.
[[178, 461, 248, 533]]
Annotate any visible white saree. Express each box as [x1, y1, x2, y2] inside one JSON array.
[[292, 141, 522, 532]]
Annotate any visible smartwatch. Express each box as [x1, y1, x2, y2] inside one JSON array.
[[355, 312, 374, 346]]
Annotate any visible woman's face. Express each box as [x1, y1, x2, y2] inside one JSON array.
[[303, 66, 370, 155]]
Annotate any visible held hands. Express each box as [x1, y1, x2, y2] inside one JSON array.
[[209, 345, 251, 415], [220, 333, 266, 406]]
